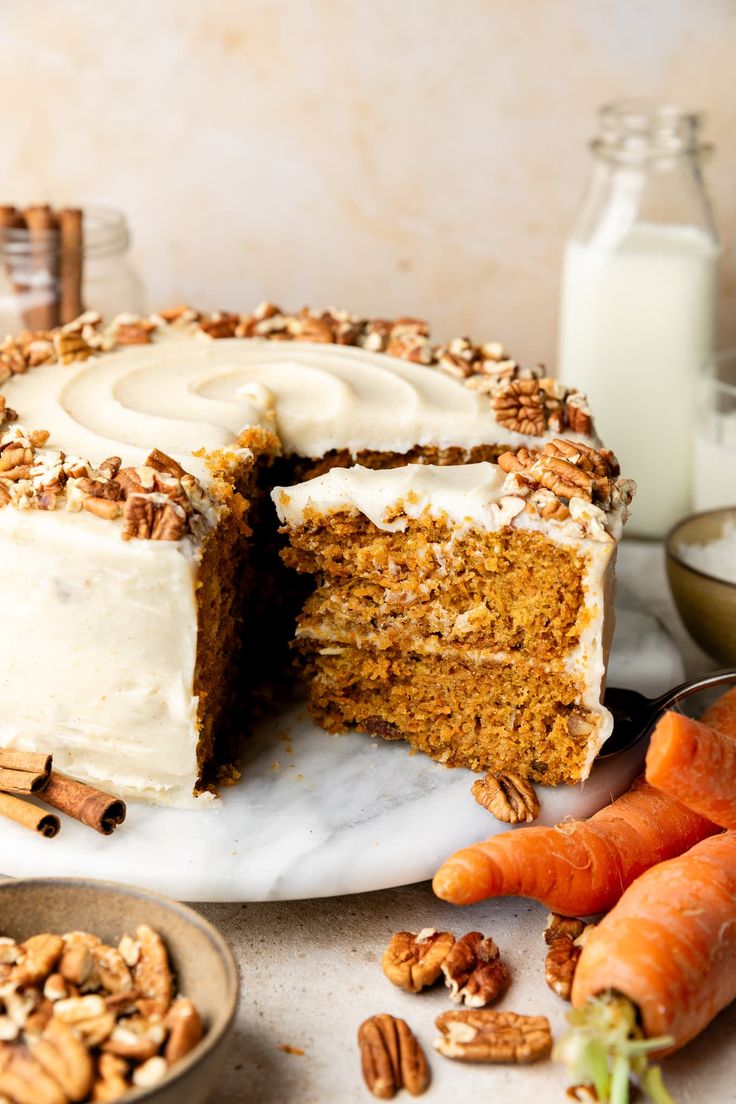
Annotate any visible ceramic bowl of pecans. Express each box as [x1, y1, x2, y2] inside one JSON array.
[[0, 877, 239, 1104]]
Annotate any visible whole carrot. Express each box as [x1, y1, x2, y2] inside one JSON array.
[[567, 831, 736, 1064], [432, 778, 717, 914], [646, 710, 736, 829]]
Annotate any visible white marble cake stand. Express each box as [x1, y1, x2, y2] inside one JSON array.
[[1, 595, 683, 902]]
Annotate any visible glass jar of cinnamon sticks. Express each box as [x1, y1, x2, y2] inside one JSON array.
[[0, 204, 145, 334]]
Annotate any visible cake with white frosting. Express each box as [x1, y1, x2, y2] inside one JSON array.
[[0, 304, 617, 804], [274, 449, 634, 785]]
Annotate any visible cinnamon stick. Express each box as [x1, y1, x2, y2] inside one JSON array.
[[0, 749, 51, 774], [0, 767, 49, 795], [21, 204, 59, 330], [38, 772, 126, 835], [0, 205, 22, 230], [58, 206, 83, 324], [0, 792, 60, 837]]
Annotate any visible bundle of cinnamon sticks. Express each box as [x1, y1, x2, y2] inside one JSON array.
[[0, 204, 84, 329], [0, 747, 126, 838]]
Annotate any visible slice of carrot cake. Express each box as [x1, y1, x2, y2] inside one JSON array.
[[273, 444, 635, 785]]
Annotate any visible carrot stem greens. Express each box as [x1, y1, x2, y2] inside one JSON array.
[[554, 994, 675, 1104]]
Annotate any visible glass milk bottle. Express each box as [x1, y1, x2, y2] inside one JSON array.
[[557, 100, 720, 538]]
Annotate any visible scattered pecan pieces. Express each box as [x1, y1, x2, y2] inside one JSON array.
[[441, 933, 510, 1007], [4, 441, 213, 543], [471, 771, 540, 824], [382, 929, 455, 993], [433, 1009, 552, 1064], [498, 438, 630, 517], [358, 1014, 430, 1099], [544, 915, 593, 1001]]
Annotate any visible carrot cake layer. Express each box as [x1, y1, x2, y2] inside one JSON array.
[[0, 305, 609, 805], [273, 456, 635, 784]]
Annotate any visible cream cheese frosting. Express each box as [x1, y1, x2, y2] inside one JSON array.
[[2, 333, 598, 485], [272, 461, 630, 543], [0, 507, 207, 806]]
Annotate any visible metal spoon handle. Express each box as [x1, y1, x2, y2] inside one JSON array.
[[648, 667, 736, 717]]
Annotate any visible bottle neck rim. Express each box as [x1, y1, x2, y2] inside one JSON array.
[[593, 99, 711, 165]]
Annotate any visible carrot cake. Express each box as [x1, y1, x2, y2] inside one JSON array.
[[0, 304, 617, 805]]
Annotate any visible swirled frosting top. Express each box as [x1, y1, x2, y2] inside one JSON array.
[[2, 328, 597, 484]]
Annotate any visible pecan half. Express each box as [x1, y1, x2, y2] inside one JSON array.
[[360, 319, 392, 352], [114, 320, 154, 345], [0, 1048, 68, 1104], [93, 1052, 130, 1102], [0, 396, 18, 425], [83, 497, 122, 521], [437, 351, 474, 380], [544, 915, 592, 1001], [198, 313, 239, 339], [101, 1021, 161, 1063], [164, 998, 204, 1063], [441, 933, 509, 1007], [132, 926, 172, 1018], [11, 935, 64, 988], [54, 331, 94, 365], [295, 309, 335, 343], [433, 1009, 552, 1063], [158, 303, 198, 324], [121, 495, 186, 542], [471, 772, 539, 824], [31, 1017, 95, 1101], [144, 448, 185, 479], [565, 392, 593, 436], [492, 378, 547, 436], [381, 929, 455, 993], [358, 1014, 430, 1099]]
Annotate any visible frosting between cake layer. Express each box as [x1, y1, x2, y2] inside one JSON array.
[[272, 461, 630, 543]]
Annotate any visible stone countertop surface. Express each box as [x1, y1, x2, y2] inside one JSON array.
[[197, 541, 732, 1104]]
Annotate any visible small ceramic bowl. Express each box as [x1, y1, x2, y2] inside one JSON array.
[[0, 877, 239, 1104], [666, 506, 736, 664]]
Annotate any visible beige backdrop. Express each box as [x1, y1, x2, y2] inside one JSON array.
[[0, 0, 734, 366]]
